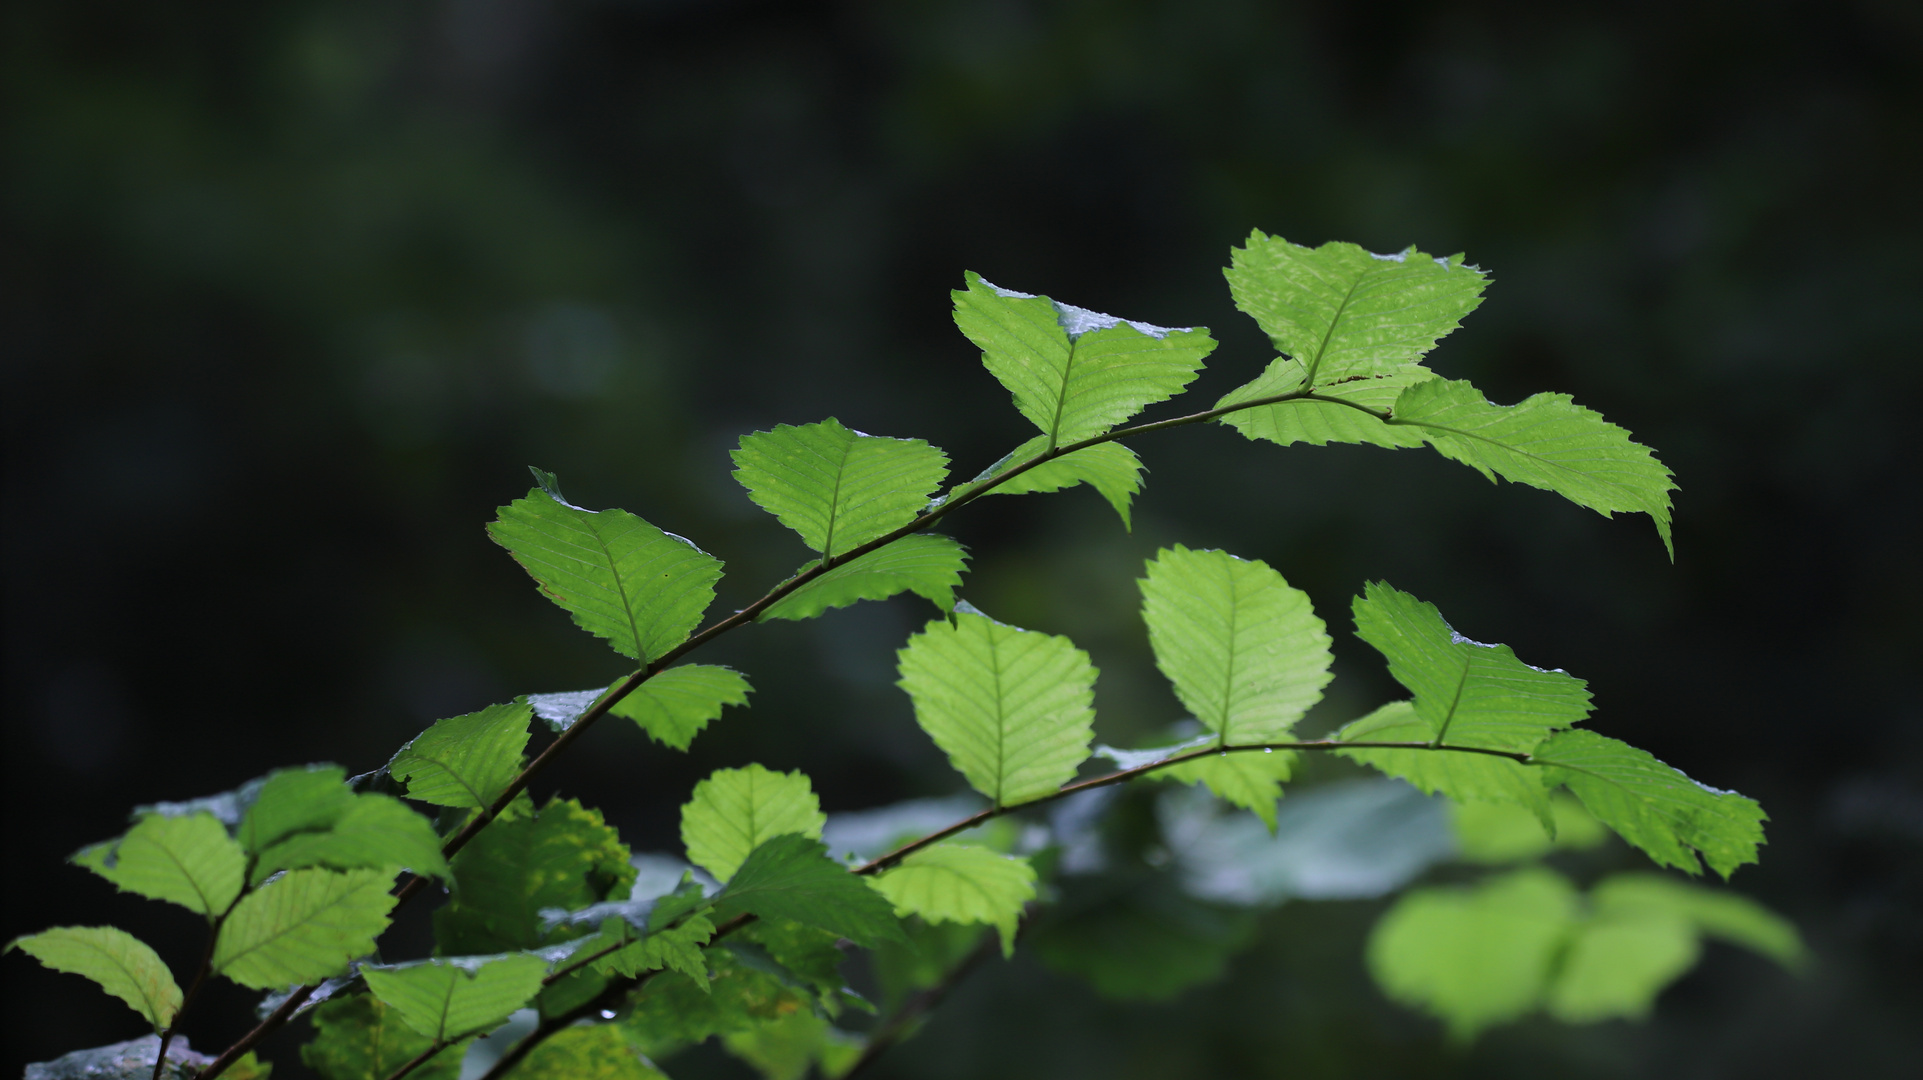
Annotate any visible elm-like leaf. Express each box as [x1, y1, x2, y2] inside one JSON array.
[[732, 419, 950, 559], [433, 797, 635, 956], [896, 606, 1096, 807], [1140, 546, 1332, 744], [388, 701, 531, 811], [301, 995, 463, 1080], [1530, 730, 1765, 878], [759, 534, 969, 622], [488, 474, 724, 661], [1335, 700, 1555, 828], [1387, 378, 1678, 556], [71, 812, 246, 919], [609, 665, 752, 751], [1589, 873, 1803, 969], [515, 1023, 667, 1080], [973, 436, 1145, 529], [713, 835, 903, 947], [1216, 360, 1432, 449], [240, 765, 356, 854], [6, 926, 182, 1033], [1544, 900, 1698, 1023], [1223, 232, 1487, 386], [252, 794, 450, 885], [1156, 750, 1299, 831], [953, 272, 1214, 447], [361, 953, 549, 1042], [212, 868, 396, 989], [872, 845, 1035, 956], [1353, 583, 1592, 754], [680, 764, 826, 884]]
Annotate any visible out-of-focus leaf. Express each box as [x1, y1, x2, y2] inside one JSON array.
[[722, 1011, 864, 1080], [515, 1024, 668, 1080], [22, 1036, 229, 1080], [1032, 875, 1255, 1001], [1450, 796, 1608, 864]]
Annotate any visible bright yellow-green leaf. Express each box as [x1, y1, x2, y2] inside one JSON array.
[[609, 664, 752, 751], [873, 844, 1036, 956], [213, 868, 396, 989], [731, 418, 949, 559], [361, 953, 549, 1042], [388, 701, 531, 811], [6, 926, 182, 1032], [1335, 701, 1555, 828], [973, 436, 1145, 529], [1450, 795, 1608, 863], [71, 812, 246, 919], [680, 764, 826, 884]]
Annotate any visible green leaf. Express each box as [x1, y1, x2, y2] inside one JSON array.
[[1366, 867, 1579, 1041], [621, 950, 812, 1053], [1032, 876, 1256, 1001], [975, 436, 1145, 529], [608, 664, 752, 751], [435, 797, 636, 955], [953, 272, 1215, 447], [1223, 232, 1487, 386], [240, 766, 356, 854], [1334, 701, 1555, 827], [723, 1012, 864, 1080], [361, 953, 549, 1042], [1589, 873, 1804, 969], [488, 479, 724, 661], [252, 794, 450, 885], [873, 844, 1035, 957], [896, 606, 1096, 807], [593, 915, 716, 989], [714, 835, 904, 947], [71, 812, 246, 918], [213, 868, 397, 989], [301, 996, 462, 1080], [680, 763, 827, 884], [1353, 583, 1592, 753], [388, 701, 532, 811], [6, 926, 182, 1032], [1155, 750, 1299, 831], [1215, 359, 1432, 449], [1449, 795, 1608, 864], [739, 918, 856, 1007], [731, 418, 951, 559], [1545, 899, 1699, 1023], [516, 1024, 667, 1080], [1387, 378, 1678, 556], [1140, 545, 1333, 744], [759, 534, 969, 621], [1531, 730, 1765, 878]]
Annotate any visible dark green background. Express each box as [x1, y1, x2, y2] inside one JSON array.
[[5, 1, 1918, 1076]]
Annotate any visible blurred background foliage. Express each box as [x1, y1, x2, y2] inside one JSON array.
[[4, 0, 1919, 1076]]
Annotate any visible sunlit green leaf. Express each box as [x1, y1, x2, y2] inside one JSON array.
[[1223, 232, 1487, 386], [1589, 873, 1804, 969], [388, 701, 531, 811], [516, 1024, 667, 1080], [488, 476, 724, 661], [1353, 583, 1592, 753], [1449, 795, 1607, 864], [1388, 378, 1678, 556], [608, 664, 751, 752], [974, 436, 1145, 528], [252, 794, 449, 885], [680, 764, 826, 884], [732, 418, 950, 559], [1216, 359, 1432, 449], [1367, 867, 1579, 1041], [953, 272, 1213, 446], [1546, 901, 1698, 1023], [759, 534, 968, 621], [213, 868, 396, 989], [1155, 750, 1299, 831], [6, 926, 182, 1032], [714, 835, 903, 947], [896, 605, 1096, 807], [1531, 730, 1765, 878], [71, 812, 246, 919], [873, 844, 1035, 956], [1334, 700, 1555, 827], [1140, 546, 1332, 744], [240, 766, 356, 854], [361, 953, 548, 1042]]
